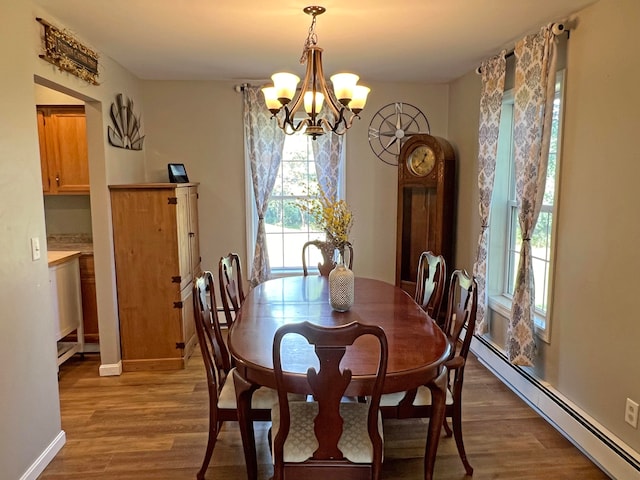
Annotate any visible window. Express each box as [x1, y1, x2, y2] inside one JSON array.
[[261, 131, 344, 272], [488, 70, 565, 340]]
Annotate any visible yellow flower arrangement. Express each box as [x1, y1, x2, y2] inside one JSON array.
[[298, 188, 354, 252]]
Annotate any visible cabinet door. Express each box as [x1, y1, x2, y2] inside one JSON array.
[[187, 186, 200, 275], [49, 257, 83, 341], [111, 188, 183, 364], [176, 187, 192, 291], [79, 254, 99, 343], [37, 109, 52, 193], [50, 108, 90, 193], [398, 185, 438, 297], [180, 283, 196, 355]]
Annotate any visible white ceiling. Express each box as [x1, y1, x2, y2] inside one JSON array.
[[33, 0, 597, 84]]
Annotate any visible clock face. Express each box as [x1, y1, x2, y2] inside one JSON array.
[[368, 102, 430, 166], [408, 145, 436, 177]]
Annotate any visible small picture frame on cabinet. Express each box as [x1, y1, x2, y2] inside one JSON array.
[[168, 163, 189, 183]]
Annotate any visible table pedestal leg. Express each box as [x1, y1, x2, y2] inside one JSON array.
[[233, 369, 259, 480], [424, 367, 448, 480]]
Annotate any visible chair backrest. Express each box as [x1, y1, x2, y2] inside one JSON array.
[[218, 253, 245, 327], [272, 321, 387, 475], [414, 251, 446, 322], [193, 272, 232, 396], [302, 240, 354, 276], [442, 269, 478, 364]]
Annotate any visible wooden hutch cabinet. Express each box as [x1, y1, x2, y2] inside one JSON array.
[[109, 183, 201, 371], [37, 105, 90, 194]]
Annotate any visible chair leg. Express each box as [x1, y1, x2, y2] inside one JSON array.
[[451, 400, 473, 476], [443, 417, 453, 437], [197, 411, 219, 479]]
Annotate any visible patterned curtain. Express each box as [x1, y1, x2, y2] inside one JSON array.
[[508, 26, 558, 366], [311, 121, 343, 201], [473, 52, 507, 335], [243, 86, 285, 286]]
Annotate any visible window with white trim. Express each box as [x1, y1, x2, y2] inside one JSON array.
[[260, 131, 345, 273], [488, 69, 565, 340]]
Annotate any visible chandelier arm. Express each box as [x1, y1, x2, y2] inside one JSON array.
[[321, 110, 358, 135], [276, 106, 308, 135], [326, 107, 347, 133], [291, 118, 309, 134], [282, 48, 317, 124], [272, 112, 289, 132], [320, 116, 341, 135], [311, 47, 344, 118]]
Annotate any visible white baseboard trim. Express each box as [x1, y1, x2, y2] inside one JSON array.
[[99, 360, 122, 376], [20, 430, 65, 480], [470, 333, 640, 480]]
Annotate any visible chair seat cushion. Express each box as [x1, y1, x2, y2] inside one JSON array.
[[380, 385, 454, 407], [271, 401, 383, 464], [217, 367, 280, 409]]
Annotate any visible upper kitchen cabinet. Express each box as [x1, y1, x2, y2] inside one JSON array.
[[37, 105, 90, 194]]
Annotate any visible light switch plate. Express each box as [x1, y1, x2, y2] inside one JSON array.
[[626, 398, 639, 428], [31, 237, 41, 261]]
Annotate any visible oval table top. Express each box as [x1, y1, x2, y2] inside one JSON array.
[[228, 275, 450, 395]]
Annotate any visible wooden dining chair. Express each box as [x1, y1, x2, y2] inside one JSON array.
[[380, 269, 478, 476], [369, 252, 445, 406], [271, 321, 388, 480], [414, 251, 446, 325], [302, 239, 353, 276], [193, 271, 278, 480], [218, 252, 245, 327]]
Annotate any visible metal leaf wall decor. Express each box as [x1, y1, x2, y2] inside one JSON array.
[[108, 94, 145, 150]]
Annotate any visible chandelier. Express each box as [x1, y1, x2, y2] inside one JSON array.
[[262, 6, 370, 139]]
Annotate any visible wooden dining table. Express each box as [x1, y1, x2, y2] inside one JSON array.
[[228, 275, 451, 480]]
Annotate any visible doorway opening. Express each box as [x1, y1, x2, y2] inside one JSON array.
[[34, 78, 106, 369]]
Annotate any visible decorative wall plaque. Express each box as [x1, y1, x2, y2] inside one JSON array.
[[36, 18, 99, 85], [108, 94, 145, 150]]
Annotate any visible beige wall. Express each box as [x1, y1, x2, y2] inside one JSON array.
[[449, 0, 640, 455], [43, 196, 93, 234], [0, 4, 61, 478], [447, 72, 482, 273], [552, 0, 640, 450], [141, 81, 246, 280], [141, 81, 450, 283], [1, 1, 144, 477]]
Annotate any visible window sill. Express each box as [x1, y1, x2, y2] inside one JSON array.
[[487, 295, 550, 344], [270, 268, 309, 278]]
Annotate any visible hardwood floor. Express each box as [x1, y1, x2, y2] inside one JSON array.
[[39, 349, 609, 479]]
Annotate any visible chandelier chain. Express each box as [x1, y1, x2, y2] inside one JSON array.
[[300, 14, 318, 64]]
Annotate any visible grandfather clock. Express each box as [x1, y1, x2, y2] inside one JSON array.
[[396, 134, 456, 298]]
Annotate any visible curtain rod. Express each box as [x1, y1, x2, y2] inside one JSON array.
[[234, 81, 271, 93], [475, 22, 569, 75]]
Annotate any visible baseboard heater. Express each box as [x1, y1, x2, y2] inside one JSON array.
[[470, 331, 640, 479]]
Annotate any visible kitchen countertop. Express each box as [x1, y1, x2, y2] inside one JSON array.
[[48, 250, 81, 267]]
